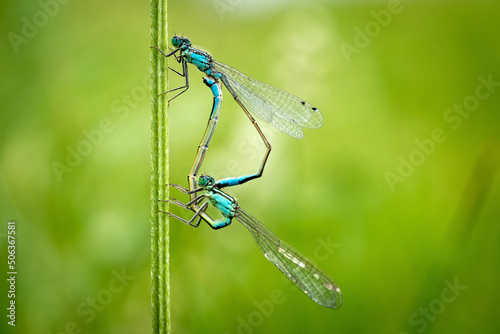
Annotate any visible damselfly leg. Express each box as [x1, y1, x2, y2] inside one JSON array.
[[150, 46, 189, 101]]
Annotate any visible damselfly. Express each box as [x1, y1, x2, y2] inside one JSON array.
[[151, 35, 323, 190], [166, 175, 342, 309]]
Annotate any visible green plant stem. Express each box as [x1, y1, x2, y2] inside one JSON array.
[[150, 0, 169, 333]]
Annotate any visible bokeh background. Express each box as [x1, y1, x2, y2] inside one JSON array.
[[1, 0, 499, 333]]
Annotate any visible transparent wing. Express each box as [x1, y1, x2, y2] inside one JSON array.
[[213, 60, 323, 139], [235, 207, 342, 309]]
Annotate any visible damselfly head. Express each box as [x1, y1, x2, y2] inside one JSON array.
[[171, 35, 191, 48], [198, 175, 215, 187]]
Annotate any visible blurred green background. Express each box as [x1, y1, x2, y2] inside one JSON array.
[[1, 0, 500, 333]]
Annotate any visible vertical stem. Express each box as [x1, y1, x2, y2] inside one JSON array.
[[150, 0, 169, 333]]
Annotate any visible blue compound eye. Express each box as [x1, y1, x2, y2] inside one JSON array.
[[171, 35, 190, 48], [171, 36, 181, 47], [198, 175, 215, 187]]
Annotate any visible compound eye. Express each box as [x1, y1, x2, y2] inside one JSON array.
[[171, 36, 181, 47], [171, 35, 191, 48], [197, 175, 215, 187]]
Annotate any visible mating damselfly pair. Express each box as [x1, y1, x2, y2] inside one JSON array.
[[152, 35, 342, 309]]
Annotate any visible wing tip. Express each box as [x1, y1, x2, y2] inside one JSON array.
[[319, 288, 343, 309]]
